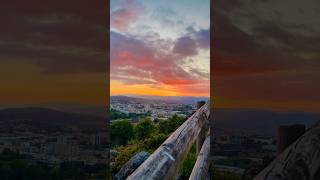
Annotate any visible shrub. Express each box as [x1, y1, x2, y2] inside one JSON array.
[[134, 118, 155, 139], [111, 120, 134, 147]]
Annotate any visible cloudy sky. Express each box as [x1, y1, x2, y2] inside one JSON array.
[[110, 0, 210, 97], [0, 0, 107, 106], [213, 0, 320, 112]]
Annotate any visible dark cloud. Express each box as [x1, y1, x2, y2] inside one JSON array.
[[215, 71, 320, 102], [173, 36, 197, 57], [0, 0, 107, 74], [1, 0, 106, 23], [172, 26, 210, 58], [216, 0, 245, 11], [213, 5, 320, 76], [214, 0, 320, 109], [213, 11, 283, 75], [194, 29, 210, 49], [186, 26, 210, 49]]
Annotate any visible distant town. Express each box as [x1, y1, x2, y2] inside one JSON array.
[[211, 133, 277, 178], [110, 96, 200, 122], [0, 107, 107, 179], [0, 132, 108, 165]]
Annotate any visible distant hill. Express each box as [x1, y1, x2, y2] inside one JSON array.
[[0, 103, 107, 118], [212, 109, 320, 137], [111, 95, 209, 104], [40, 103, 107, 118], [0, 107, 106, 133], [111, 96, 154, 104]]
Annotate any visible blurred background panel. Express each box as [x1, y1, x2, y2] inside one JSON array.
[[212, 0, 320, 179], [0, 0, 109, 179]]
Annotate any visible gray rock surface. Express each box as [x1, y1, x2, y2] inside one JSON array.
[[114, 151, 150, 180]]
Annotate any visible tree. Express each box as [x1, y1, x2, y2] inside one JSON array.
[[168, 114, 185, 131], [134, 118, 155, 140], [111, 109, 129, 120], [158, 119, 170, 134], [143, 133, 168, 151], [112, 140, 144, 173], [158, 114, 185, 135], [111, 120, 134, 147]]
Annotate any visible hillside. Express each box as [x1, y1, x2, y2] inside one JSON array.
[[0, 107, 106, 133], [212, 109, 320, 137]]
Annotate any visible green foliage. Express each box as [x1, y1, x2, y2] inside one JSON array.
[[111, 109, 129, 120], [142, 133, 168, 151], [0, 154, 54, 180], [158, 119, 170, 134], [111, 120, 134, 147], [180, 144, 197, 179], [49, 166, 61, 179], [110, 109, 150, 120], [169, 114, 185, 129], [0, 149, 105, 180], [111, 133, 168, 173], [112, 140, 144, 172], [134, 118, 155, 139], [111, 114, 187, 175], [158, 114, 185, 134]]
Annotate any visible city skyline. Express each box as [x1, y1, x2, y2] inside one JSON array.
[[110, 0, 210, 97]]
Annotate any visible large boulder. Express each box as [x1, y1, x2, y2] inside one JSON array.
[[114, 151, 150, 180]]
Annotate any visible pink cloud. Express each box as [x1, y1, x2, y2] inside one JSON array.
[[110, 0, 144, 31], [110, 31, 209, 90]]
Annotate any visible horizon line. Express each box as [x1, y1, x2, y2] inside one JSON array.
[[110, 94, 210, 98]]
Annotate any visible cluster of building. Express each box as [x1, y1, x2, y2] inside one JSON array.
[[111, 103, 151, 114], [0, 132, 108, 165], [111, 101, 197, 121], [212, 124, 307, 178], [211, 134, 277, 177], [213, 134, 277, 156]]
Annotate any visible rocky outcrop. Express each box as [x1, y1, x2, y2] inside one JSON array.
[[114, 151, 150, 180]]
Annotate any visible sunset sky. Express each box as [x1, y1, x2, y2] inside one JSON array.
[[0, 0, 107, 106], [110, 0, 210, 97], [214, 0, 320, 112], [2, 0, 319, 112]]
